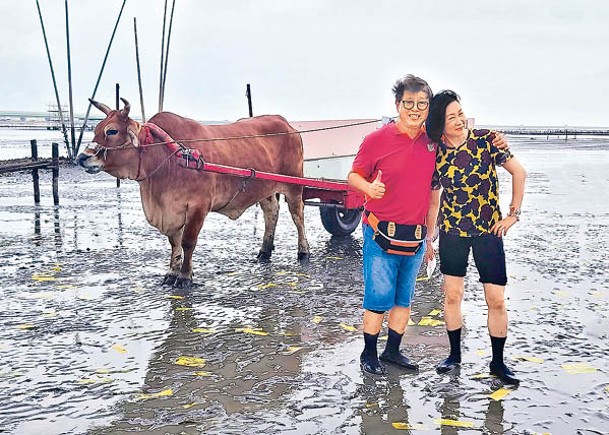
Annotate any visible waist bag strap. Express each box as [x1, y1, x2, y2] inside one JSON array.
[[366, 209, 381, 231]]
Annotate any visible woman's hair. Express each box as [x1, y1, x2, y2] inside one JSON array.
[[392, 74, 433, 103], [426, 90, 461, 143]]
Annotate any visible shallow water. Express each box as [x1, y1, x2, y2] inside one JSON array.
[[0, 136, 608, 434]]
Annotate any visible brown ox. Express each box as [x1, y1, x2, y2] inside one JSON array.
[[77, 98, 310, 288]]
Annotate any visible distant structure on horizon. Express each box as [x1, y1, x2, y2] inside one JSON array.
[[0, 107, 104, 131], [46, 104, 68, 130]]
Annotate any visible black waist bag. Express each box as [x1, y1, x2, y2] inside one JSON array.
[[366, 211, 426, 256]]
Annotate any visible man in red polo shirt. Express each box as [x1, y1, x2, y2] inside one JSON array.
[[348, 74, 438, 375]]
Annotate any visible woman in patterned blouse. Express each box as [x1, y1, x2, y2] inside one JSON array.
[[426, 90, 526, 385]]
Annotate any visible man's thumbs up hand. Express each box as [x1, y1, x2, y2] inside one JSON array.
[[367, 170, 386, 199]]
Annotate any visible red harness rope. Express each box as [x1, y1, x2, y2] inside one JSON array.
[[141, 122, 204, 171], [134, 123, 185, 181]]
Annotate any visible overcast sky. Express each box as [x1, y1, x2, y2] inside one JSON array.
[[1, 0, 608, 127]]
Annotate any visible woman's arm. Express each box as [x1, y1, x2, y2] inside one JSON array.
[[503, 157, 526, 212], [490, 157, 526, 237]]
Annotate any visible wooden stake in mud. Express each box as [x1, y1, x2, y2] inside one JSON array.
[[0, 141, 60, 206], [52, 142, 59, 206], [115, 83, 120, 111], [246, 83, 253, 117], [31, 140, 41, 204]]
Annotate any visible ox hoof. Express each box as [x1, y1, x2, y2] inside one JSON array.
[[162, 274, 178, 286], [297, 252, 310, 262], [174, 278, 193, 289], [256, 251, 272, 263]]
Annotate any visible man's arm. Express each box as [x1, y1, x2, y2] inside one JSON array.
[[348, 170, 385, 200], [425, 188, 441, 262]]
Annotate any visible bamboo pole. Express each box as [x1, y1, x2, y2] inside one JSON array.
[[75, 0, 128, 158], [64, 0, 76, 161], [158, 0, 168, 113], [133, 17, 146, 122], [160, 0, 176, 112], [35, 0, 71, 161]]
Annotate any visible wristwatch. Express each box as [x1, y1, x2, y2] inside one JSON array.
[[508, 205, 521, 221]]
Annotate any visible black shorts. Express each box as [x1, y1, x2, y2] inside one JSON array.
[[438, 232, 507, 286]]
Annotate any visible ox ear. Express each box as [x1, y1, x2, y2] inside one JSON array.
[[119, 98, 131, 119], [128, 127, 140, 147], [89, 99, 112, 115]]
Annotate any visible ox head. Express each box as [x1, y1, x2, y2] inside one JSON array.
[[77, 98, 142, 178]]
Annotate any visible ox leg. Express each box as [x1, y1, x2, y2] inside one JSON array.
[[257, 194, 279, 261], [162, 230, 183, 286], [175, 209, 207, 289], [286, 191, 310, 261]]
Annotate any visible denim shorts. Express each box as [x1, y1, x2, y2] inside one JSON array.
[[439, 231, 507, 286], [362, 224, 426, 311]]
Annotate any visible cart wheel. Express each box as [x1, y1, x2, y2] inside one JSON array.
[[319, 204, 362, 237]]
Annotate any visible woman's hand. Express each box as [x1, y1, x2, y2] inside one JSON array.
[[492, 132, 509, 150], [490, 215, 518, 237]]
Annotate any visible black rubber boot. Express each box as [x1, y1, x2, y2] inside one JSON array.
[[489, 335, 519, 384], [436, 328, 462, 374], [379, 350, 419, 371], [436, 356, 461, 374], [379, 327, 419, 371], [489, 362, 520, 385], [360, 351, 387, 375], [360, 332, 386, 375]]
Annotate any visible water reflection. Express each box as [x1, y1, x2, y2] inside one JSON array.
[[92, 266, 316, 432], [438, 385, 462, 435], [358, 375, 412, 434], [34, 207, 40, 235], [483, 399, 505, 434], [115, 186, 124, 248], [53, 207, 62, 247], [32, 205, 61, 247]]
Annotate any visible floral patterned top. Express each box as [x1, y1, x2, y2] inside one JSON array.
[[431, 129, 513, 237]]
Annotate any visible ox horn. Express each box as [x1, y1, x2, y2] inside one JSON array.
[[89, 99, 112, 115], [119, 98, 131, 119]]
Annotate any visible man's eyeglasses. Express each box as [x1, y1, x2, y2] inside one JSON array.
[[401, 100, 429, 110]]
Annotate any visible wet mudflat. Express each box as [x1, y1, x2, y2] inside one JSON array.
[[0, 137, 608, 435]]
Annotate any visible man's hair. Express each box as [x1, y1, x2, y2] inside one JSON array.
[[392, 74, 433, 103], [426, 89, 461, 143]]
